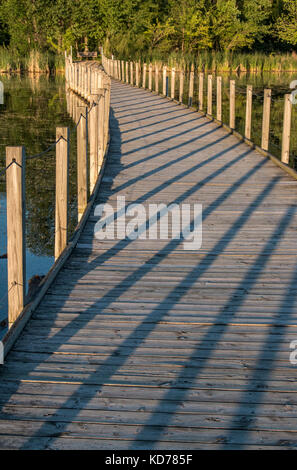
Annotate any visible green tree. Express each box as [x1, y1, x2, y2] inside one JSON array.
[[167, 0, 212, 53], [276, 0, 297, 46], [211, 0, 242, 50]]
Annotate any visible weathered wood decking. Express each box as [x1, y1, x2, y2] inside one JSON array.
[[1, 80, 297, 449]]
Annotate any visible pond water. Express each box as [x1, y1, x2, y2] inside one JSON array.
[[0, 74, 77, 329]]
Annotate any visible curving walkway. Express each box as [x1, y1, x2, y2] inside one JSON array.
[[1, 81, 297, 449]]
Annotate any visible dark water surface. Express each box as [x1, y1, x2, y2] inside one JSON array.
[[0, 74, 77, 327]]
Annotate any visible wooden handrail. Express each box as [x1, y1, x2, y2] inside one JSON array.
[[2, 57, 111, 343], [102, 52, 295, 184]]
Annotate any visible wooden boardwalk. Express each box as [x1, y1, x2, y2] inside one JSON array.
[[1, 80, 297, 449]]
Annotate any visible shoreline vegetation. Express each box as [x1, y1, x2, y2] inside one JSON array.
[[1, 0, 297, 76], [1, 1, 297, 74], [140, 50, 297, 73], [0, 48, 65, 73], [2, 49, 297, 74]]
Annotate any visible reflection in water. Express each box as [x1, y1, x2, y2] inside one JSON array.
[[0, 74, 77, 327]]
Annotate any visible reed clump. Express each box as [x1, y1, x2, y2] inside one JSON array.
[[0, 47, 65, 73], [140, 51, 297, 73]]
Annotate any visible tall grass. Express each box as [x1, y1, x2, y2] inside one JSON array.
[[140, 50, 297, 72], [0, 47, 65, 73]]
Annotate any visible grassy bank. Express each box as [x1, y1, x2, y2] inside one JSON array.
[[0, 48, 65, 73], [139, 51, 297, 73]]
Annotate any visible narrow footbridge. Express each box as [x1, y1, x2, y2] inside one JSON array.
[[1, 58, 297, 450]]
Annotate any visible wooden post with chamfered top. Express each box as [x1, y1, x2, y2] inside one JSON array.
[[77, 106, 88, 222], [230, 80, 236, 130], [281, 94, 292, 164], [55, 127, 69, 260], [245, 85, 253, 140], [217, 76, 222, 122], [207, 75, 213, 116], [261, 89, 272, 151], [171, 68, 175, 99], [89, 95, 99, 193], [6, 146, 26, 327]]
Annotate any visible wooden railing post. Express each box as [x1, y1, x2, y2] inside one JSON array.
[[188, 65, 194, 107], [149, 63, 153, 91], [136, 62, 140, 87], [78, 64, 81, 94], [142, 63, 147, 88], [89, 95, 99, 193], [281, 94, 292, 164], [118, 60, 122, 80], [55, 127, 69, 260], [199, 73, 204, 111], [207, 74, 213, 116], [104, 81, 111, 151], [87, 65, 92, 100], [245, 85, 253, 140], [217, 76, 222, 121], [81, 64, 84, 98], [179, 69, 184, 103], [171, 67, 175, 100], [230, 80, 236, 130], [77, 106, 88, 222], [125, 62, 129, 84], [130, 61, 134, 85], [84, 64, 88, 99], [97, 89, 105, 170], [74, 63, 77, 92], [261, 89, 272, 151], [121, 61, 125, 82], [6, 146, 26, 327], [162, 66, 167, 95], [155, 64, 159, 93]]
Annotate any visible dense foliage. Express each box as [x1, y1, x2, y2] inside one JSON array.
[[0, 0, 296, 59]]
